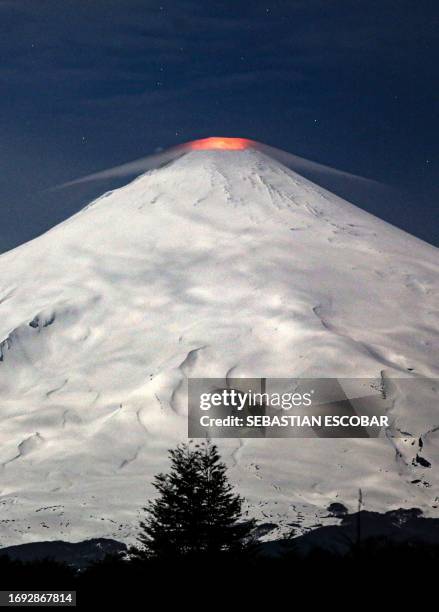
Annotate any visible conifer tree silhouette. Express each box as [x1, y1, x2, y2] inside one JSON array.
[[134, 441, 255, 559]]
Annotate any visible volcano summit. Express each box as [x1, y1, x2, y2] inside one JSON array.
[[0, 143, 438, 545]]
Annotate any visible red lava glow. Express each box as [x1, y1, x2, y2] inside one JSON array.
[[188, 137, 254, 151]]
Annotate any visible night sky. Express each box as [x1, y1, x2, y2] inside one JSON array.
[[0, 0, 438, 252]]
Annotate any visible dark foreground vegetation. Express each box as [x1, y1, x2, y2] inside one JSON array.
[[1, 442, 437, 605], [2, 541, 439, 606]]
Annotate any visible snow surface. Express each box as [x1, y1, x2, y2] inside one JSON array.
[[0, 148, 438, 545]]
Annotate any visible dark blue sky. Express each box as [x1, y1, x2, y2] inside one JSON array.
[[0, 0, 437, 251]]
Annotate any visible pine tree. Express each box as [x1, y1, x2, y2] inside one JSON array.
[[134, 441, 255, 560]]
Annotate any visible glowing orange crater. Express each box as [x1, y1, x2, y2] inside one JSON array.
[[188, 137, 254, 151]]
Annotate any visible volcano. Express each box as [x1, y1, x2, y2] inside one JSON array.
[[0, 145, 438, 545]]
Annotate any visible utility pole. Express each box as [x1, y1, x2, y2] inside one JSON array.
[[357, 488, 363, 550]]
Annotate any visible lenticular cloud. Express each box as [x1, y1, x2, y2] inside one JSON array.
[[54, 137, 381, 199]]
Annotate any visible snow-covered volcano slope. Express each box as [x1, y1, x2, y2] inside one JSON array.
[[0, 148, 438, 545]]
